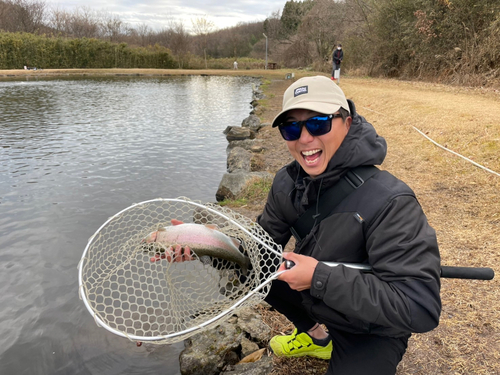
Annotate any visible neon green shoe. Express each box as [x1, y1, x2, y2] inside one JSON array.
[[269, 328, 332, 360]]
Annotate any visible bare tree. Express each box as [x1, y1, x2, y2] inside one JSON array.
[[48, 6, 69, 35], [101, 12, 125, 42], [48, 6, 101, 38], [134, 23, 153, 47], [191, 15, 215, 68], [299, 0, 345, 62], [263, 10, 282, 41], [166, 21, 191, 68], [0, 0, 46, 33], [0, 1, 12, 31]]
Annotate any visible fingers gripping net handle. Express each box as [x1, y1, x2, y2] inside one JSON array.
[[78, 197, 283, 344]]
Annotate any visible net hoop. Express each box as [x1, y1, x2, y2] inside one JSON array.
[[78, 197, 283, 343]]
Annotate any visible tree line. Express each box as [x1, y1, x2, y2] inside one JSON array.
[[0, 0, 499, 87], [0, 0, 266, 69], [266, 0, 499, 86]]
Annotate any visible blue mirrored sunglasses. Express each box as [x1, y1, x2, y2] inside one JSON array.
[[278, 113, 343, 141]]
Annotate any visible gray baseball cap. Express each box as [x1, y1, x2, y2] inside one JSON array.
[[272, 75, 350, 127]]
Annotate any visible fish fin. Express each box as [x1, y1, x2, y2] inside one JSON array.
[[240, 256, 252, 277], [230, 237, 242, 249], [205, 224, 220, 230], [171, 219, 184, 226]]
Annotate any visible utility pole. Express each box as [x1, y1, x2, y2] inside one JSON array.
[[263, 33, 268, 70]]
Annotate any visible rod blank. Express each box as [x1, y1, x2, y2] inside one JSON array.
[[285, 261, 495, 280]]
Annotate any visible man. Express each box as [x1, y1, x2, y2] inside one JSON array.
[[257, 75, 441, 374], [332, 44, 343, 81]]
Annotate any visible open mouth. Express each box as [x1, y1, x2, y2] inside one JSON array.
[[301, 149, 322, 164]]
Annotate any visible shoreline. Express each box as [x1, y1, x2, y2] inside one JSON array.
[[0, 68, 314, 80]]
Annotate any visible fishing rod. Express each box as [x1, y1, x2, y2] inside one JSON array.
[[79, 197, 494, 346], [285, 260, 495, 280]]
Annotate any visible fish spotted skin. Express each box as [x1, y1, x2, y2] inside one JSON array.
[[145, 223, 251, 275]]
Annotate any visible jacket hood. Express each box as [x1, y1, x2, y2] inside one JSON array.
[[286, 100, 387, 210], [327, 106, 387, 171]]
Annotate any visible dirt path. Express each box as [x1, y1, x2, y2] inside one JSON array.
[[250, 76, 500, 375]]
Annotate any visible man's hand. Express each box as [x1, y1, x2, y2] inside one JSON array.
[[277, 252, 319, 291], [149, 219, 193, 262]]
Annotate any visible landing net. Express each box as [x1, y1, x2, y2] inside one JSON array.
[[78, 197, 282, 344]]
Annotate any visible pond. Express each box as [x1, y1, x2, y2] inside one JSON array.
[[0, 75, 259, 374]]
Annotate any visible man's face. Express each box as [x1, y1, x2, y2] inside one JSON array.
[[284, 109, 351, 178]]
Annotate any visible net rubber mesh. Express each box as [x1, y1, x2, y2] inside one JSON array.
[[78, 197, 282, 344]]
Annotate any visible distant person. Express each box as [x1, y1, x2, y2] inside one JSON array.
[[233, 61, 238, 70], [332, 44, 343, 82]]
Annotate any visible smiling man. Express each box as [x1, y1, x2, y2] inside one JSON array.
[[257, 76, 441, 374]]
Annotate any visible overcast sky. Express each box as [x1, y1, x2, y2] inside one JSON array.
[[43, 0, 287, 31]]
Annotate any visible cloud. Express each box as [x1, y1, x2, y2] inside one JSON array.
[[44, 0, 285, 30]]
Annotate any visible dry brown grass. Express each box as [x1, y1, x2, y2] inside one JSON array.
[[340, 77, 500, 375]]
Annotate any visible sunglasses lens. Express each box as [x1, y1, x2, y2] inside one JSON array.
[[279, 123, 302, 141], [278, 115, 334, 141], [306, 116, 332, 136]]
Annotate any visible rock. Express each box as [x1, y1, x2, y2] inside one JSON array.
[[249, 145, 264, 153], [216, 171, 274, 202], [227, 147, 252, 173], [222, 354, 274, 375], [227, 140, 258, 152], [179, 321, 244, 375], [252, 88, 265, 101], [240, 337, 260, 358], [192, 207, 234, 228], [226, 126, 255, 141], [241, 115, 262, 132], [235, 307, 271, 343], [179, 306, 275, 375]]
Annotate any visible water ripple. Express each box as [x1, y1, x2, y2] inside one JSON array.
[[0, 75, 258, 374]]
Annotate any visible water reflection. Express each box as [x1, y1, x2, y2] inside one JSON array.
[[0, 75, 258, 374]]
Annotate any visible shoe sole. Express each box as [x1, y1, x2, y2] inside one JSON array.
[[269, 346, 331, 360]]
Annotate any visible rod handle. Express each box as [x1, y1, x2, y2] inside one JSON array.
[[440, 266, 494, 280]]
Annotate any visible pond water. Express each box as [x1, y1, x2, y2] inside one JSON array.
[[0, 75, 259, 374]]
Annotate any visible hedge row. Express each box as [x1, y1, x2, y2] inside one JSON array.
[[0, 32, 177, 69]]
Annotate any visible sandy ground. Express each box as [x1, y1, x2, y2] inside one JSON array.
[[2, 69, 498, 374]]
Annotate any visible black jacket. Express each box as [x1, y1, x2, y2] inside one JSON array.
[[333, 49, 343, 64], [257, 102, 441, 337]]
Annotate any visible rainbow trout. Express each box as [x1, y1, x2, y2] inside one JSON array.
[[144, 223, 251, 275]]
